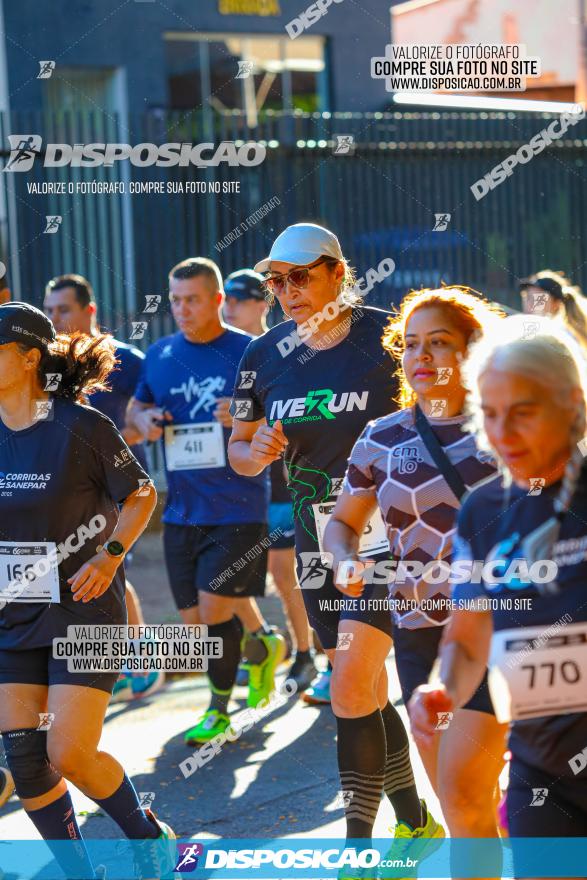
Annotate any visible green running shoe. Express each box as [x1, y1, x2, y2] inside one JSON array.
[[380, 799, 445, 879], [247, 631, 286, 708], [184, 709, 232, 745]]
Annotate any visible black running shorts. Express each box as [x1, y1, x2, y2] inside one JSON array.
[[507, 755, 587, 837], [163, 522, 268, 609], [392, 623, 494, 714], [0, 646, 118, 694]]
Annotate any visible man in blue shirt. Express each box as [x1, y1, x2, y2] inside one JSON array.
[[43, 273, 159, 701], [127, 258, 282, 745]]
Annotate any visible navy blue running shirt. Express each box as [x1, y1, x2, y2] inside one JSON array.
[[134, 328, 268, 526], [0, 399, 149, 649], [230, 307, 398, 549], [453, 473, 587, 778], [91, 338, 147, 469]]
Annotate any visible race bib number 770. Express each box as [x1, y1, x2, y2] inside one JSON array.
[[489, 621, 587, 723]]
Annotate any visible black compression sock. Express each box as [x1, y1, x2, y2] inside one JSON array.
[[381, 701, 422, 828], [336, 710, 385, 839], [206, 616, 243, 706], [27, 791, 97, 878]]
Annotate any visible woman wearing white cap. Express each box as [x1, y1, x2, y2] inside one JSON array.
[[229, 223, 443, 850]]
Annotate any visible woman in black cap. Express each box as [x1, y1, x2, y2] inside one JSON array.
[[520, 270, 587, 336], [0, 303, 175, 878]]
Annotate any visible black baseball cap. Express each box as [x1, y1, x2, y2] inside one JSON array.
[[224, 269, 266, 302], [0, 302, 56, 349], [519, 275, 564, 302]]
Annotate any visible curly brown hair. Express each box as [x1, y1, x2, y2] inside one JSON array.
[[18, 332, 117, 403], [383, 286, 505, 409]]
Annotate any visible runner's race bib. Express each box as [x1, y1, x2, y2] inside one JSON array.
[[165, 422, 226, 471], [313, 502, 390, 559], [489, 621, 587, 723], [0, 542, 60, 604]]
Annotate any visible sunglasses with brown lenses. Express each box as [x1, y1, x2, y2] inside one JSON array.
[[262, 257, 333, 295]]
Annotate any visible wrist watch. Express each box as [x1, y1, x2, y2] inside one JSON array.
[[102, 540, 125, 559]]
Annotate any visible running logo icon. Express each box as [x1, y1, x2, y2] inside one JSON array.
[[238, 370, 256, 389], [433, 213, 451, 231], [175, 843, 204, 873], [44, 373, 62, 391], [233, 399, 253, 420], [130, 321, 148, 340], [434, 367, 453, 385], [435, 711, 453, 730], [37, 712, 55, 731], [37, 61, 55, 79], [34, 400, 54, 421], [333, 135, 355, 155], [530, 788, 548, 806], [138, 791, 155, 809], [336, 632, 354, 651], [528, 478, 545, 496], [523, 320, 540, 340], [298, 552, 330, 589], [44, 216, 62, 234], [236, 61, 254, 79], [333, 789, 355, 808], [429, 399, 447, 417], [143, 295, 161, 313], [525, 291, 549, 314], [4, 135, 42, 172]]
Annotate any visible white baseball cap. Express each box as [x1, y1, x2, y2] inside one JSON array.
[[254, 223, 343, 274]]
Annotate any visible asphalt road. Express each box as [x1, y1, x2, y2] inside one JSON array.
[[0, 532, 440, 847]]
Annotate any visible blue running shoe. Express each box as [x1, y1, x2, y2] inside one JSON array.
[[131, 670, 165, 700], [301, 667, 331, 705]]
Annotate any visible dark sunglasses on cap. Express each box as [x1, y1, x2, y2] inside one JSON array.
[[263, 257, 332, 295]]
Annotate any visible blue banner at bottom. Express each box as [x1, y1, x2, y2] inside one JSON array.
[[0, 837, 585, 879]]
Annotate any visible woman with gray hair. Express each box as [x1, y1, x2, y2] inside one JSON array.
[[410, 315, 587, 875]]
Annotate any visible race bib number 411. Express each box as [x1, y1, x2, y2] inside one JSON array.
[[489, 621, 587, 723], [164, 422, 226, 471], [0, 542, 60, 603]]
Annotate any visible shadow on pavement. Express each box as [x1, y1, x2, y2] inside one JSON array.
[[124, 694, 341, 839]]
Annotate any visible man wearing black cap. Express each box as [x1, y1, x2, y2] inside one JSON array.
[[223, 270, 317, 692], [519, 271, 567, 317], [223, 269, 270, 336]]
